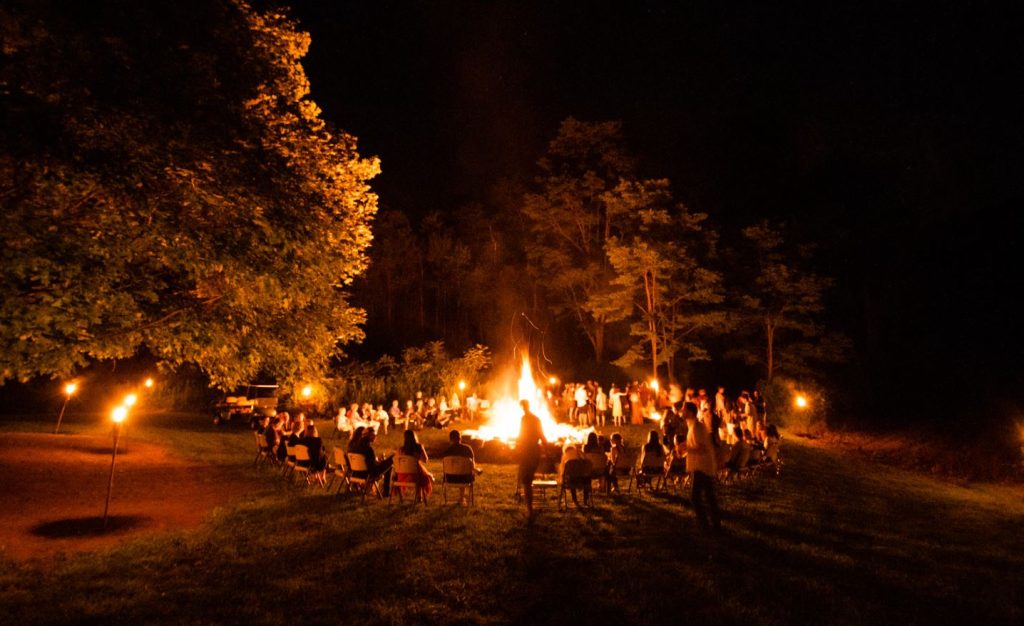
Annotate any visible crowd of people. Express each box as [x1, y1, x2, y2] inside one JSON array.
[[252, 379, 781, 528], [333, 391, 482, 436]]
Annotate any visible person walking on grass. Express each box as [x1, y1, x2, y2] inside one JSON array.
[[684, 401, 721, 532], [517, 399, 547, 524]]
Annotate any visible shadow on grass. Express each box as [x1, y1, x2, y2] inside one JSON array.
[[31, 515, 151, 538]]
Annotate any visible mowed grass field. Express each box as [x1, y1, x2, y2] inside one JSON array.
[[1, 412, 1022, 625]]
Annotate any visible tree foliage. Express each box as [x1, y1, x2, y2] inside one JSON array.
[[521, 118, 638, 362], [0, 0, 379, 387], [730, 221, 849, 380], [601, 179, 726, 378]]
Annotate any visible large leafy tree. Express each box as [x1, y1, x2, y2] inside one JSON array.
[[521, 118, 637, 362], [601, 179, 725, 379], [0, 0, 379, 387], [731, 221, 848, 380]]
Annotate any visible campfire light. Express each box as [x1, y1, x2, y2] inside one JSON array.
[[465, 354, 591, 445], [650, 379, 660, 392], [795, 394, 809, 409], [458, 380, 466, 392]]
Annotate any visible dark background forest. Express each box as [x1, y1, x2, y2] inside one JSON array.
[[3, 0, 1022, 434], [287, 1, 1023, 428]]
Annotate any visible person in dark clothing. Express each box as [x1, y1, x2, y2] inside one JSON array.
[[298, 423, 327, 472], [354, 428, 392, 494], [517, 399, 547, 523]]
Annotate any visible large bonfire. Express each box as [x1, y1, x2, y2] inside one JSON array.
[[465, 354, 591, 445]]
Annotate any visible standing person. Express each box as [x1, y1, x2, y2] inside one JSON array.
[[684, 402, 721, 532], [574, 383, 589, 426], [715, 387, 727, 420], [595, 386, 608, 427], [629, 384, 642, 425], [610, 384, 624, 427], [517, 399, 547, 523]]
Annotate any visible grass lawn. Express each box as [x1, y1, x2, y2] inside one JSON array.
[[1, 412, 1022, 624]]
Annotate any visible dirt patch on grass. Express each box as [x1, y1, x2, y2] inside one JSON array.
[[0, 432, 258, 562]]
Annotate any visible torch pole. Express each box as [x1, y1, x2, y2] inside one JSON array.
[[102, 424, 121, 529], [54, 396, 70, 434]]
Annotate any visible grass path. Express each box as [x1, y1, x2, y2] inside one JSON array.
[[1, 417, 1021, 624]]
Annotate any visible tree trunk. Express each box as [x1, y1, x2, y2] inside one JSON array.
[[765, 318, 775, 381], [593, 319, 605, 362]]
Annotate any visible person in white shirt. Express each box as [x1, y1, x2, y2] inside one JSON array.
[[595, 387, 608, 427], [715, 386, 726, 419], [684, 401, 721, 532], [574, 384, 589, 426], [610, 384, 624, 426]]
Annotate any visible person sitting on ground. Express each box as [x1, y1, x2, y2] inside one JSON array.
[[745, 428, 765, 463], [353, 427, 393, 495], [395, 429, 433, 497], [388, 400, 403, 429]]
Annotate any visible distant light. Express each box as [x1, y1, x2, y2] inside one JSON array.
[[123, 393, 138, 407], [301, 385, 313, 398], [144, 378, 154, 388], [458, 380, 466, 391], [548, 376, 557, 385], [795, 395, 809, 409], [650, 379, 660, 392], [112, 406, 128, 423], [64, 383, 78, 396]]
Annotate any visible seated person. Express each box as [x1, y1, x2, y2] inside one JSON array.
[[665, 432, 687, 473], [441, 429, 480, 481], [265, 416, 283, 459], [352, 427, 393, 494], [582, 432, 602, 454], [607, 432, 630, 492], [724, 428, 751, 473], [638, 429, 666, 469], [396, 429, 434, 496], [346, 426, 365, 453], [298, 423, 327, 473], [558, 442, 588, 506], [745, 428, 765, 463]]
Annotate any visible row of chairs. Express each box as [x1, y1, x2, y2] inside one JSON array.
[[255, 434, 477, 505], [518, 445, 783, 511], [253, 432, 328, 487]]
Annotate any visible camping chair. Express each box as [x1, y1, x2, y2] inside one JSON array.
[[514, 454, 558, 503], [389, 454, 427, 505], [663, 458, 689, 494], [558, 458, 594, 510], [253, 431, 274, 468], [326, 447, 351, 494], [442, 456, 476, 505], [288, 444, 315, 486], [635, 452, 666, 495], [610, 449, 637, 493], [346, 452, 384, 502], [584, 451, 610, 494]]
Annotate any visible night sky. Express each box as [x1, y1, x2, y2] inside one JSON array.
[[279, 1, 1022, 422]]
